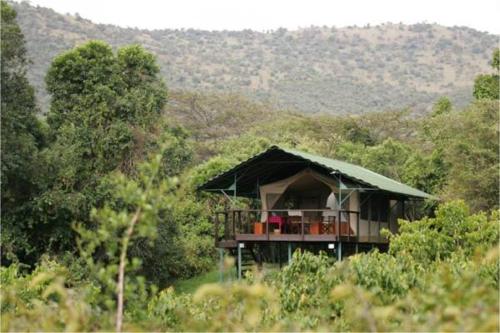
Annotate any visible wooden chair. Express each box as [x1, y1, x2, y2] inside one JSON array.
[[322, 213, 336, 234], [287, 216, 302, 234]]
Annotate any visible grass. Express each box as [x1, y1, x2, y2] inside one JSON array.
[[172, 267, 235, 294], [172, 263, 281, 294]]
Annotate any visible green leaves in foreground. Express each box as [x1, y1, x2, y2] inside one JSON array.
[[75, 150, 178, 330], [2, 198, 498, 331]]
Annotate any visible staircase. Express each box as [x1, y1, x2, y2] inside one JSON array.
[[231, 244, 261, 279]]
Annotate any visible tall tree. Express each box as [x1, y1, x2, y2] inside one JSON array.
[[33, 41, 173, 254], [1, 1, 44, 263]]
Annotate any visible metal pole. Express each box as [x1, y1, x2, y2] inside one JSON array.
[[337, 241, 342, 261], [237, 243, 242, 280], [355, 243, 359, 254], [339, 174, 342, 208], [288, 242, 292, 263], [219, 248, 224, 282], [301, 212, 305, 241]]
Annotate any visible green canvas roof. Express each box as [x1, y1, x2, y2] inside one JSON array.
[[199, 145, 434, 200]]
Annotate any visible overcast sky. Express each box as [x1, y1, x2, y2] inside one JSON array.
[[21, 0, 500, 34]]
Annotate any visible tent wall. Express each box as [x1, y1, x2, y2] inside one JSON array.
[[349, 191, 359, 234]]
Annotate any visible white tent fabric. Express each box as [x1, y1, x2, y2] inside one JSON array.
[[259, 168, 340, 221]]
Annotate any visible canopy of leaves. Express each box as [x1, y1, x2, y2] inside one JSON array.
[[1, 0, 45, 264]]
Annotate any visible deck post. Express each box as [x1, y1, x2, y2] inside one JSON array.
[[232, 211, 236, 237], [237, 243, 242, 280], [266, 213, 269, 241], [337, 241, 342, 261], [288, 242, 292, 263], [214, 213, 219, 247], [219, 248, 224, 282], [301, 213, 305, 241]]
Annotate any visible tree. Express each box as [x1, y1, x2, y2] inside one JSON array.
[[0, 1, 45, 263], [473, 48, 499, 100], [426, 100, 499, 211], [30, 41, 177, 256], [431, 96, 452, 116]]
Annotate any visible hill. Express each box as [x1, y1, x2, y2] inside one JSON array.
[[12, 1, 498, 114]]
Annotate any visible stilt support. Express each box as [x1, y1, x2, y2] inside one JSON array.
[[288, 243, 292, 263], [337, 241, 342, 261], [219, 248, 224, 282], [237, 243, 242, 280], [355, 243, 359, 254]]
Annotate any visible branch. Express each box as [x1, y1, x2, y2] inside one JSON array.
[[115, 207, 142, 332]]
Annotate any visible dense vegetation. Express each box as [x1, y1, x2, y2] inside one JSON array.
[[1, 1, 499, 331], [2, 202, 498, 331], [10, 0, 499, 114]]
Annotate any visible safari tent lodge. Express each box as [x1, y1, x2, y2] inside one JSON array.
[[199, 146, 433, 276]]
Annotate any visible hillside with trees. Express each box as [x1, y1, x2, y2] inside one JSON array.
[[10, 1, 499, 114], [1, 1, 499, 331]]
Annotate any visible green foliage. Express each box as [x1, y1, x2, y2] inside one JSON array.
[[3, 3, 499, 331], [345, 251, 420, 302], [1, 0, 45, 263], [274, 251, 334, 313], [473, 48, 499, 100], [473, 74, 499, 100], [432, 96, 452, 116], [389, 201, 499, 264], [31, 40, 175, 257], [3, 191, 499, 332], [76, 151, 178, 329], [426, 100, 499, 210], [1, 259, 100, 331]]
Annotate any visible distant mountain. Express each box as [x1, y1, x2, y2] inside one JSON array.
[[12, 1, 498, 114]]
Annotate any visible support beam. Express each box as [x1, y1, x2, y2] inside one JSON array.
[[237, 243, 242, 280], [355, 243, 359, 254], [219, 248, 224, 282], [288, 243, 292, 263], [337, 241, 342, 261]]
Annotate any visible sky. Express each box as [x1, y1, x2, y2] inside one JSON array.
[[22, 0, 500, 34]]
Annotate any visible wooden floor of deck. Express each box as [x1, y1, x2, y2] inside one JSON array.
[[217, 234, 388, 248]]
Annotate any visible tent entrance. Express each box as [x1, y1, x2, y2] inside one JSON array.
[[260, 168, 346, 221], [274, 176, 332, 220]]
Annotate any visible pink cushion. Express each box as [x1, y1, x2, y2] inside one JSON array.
[[268, 215, 284, 224]]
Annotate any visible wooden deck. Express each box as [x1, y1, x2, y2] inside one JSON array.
[[214, 209, 389, 248], [217, 234, 388, 248]]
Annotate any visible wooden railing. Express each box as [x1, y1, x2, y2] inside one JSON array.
[[214, 209, 360, 244]]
